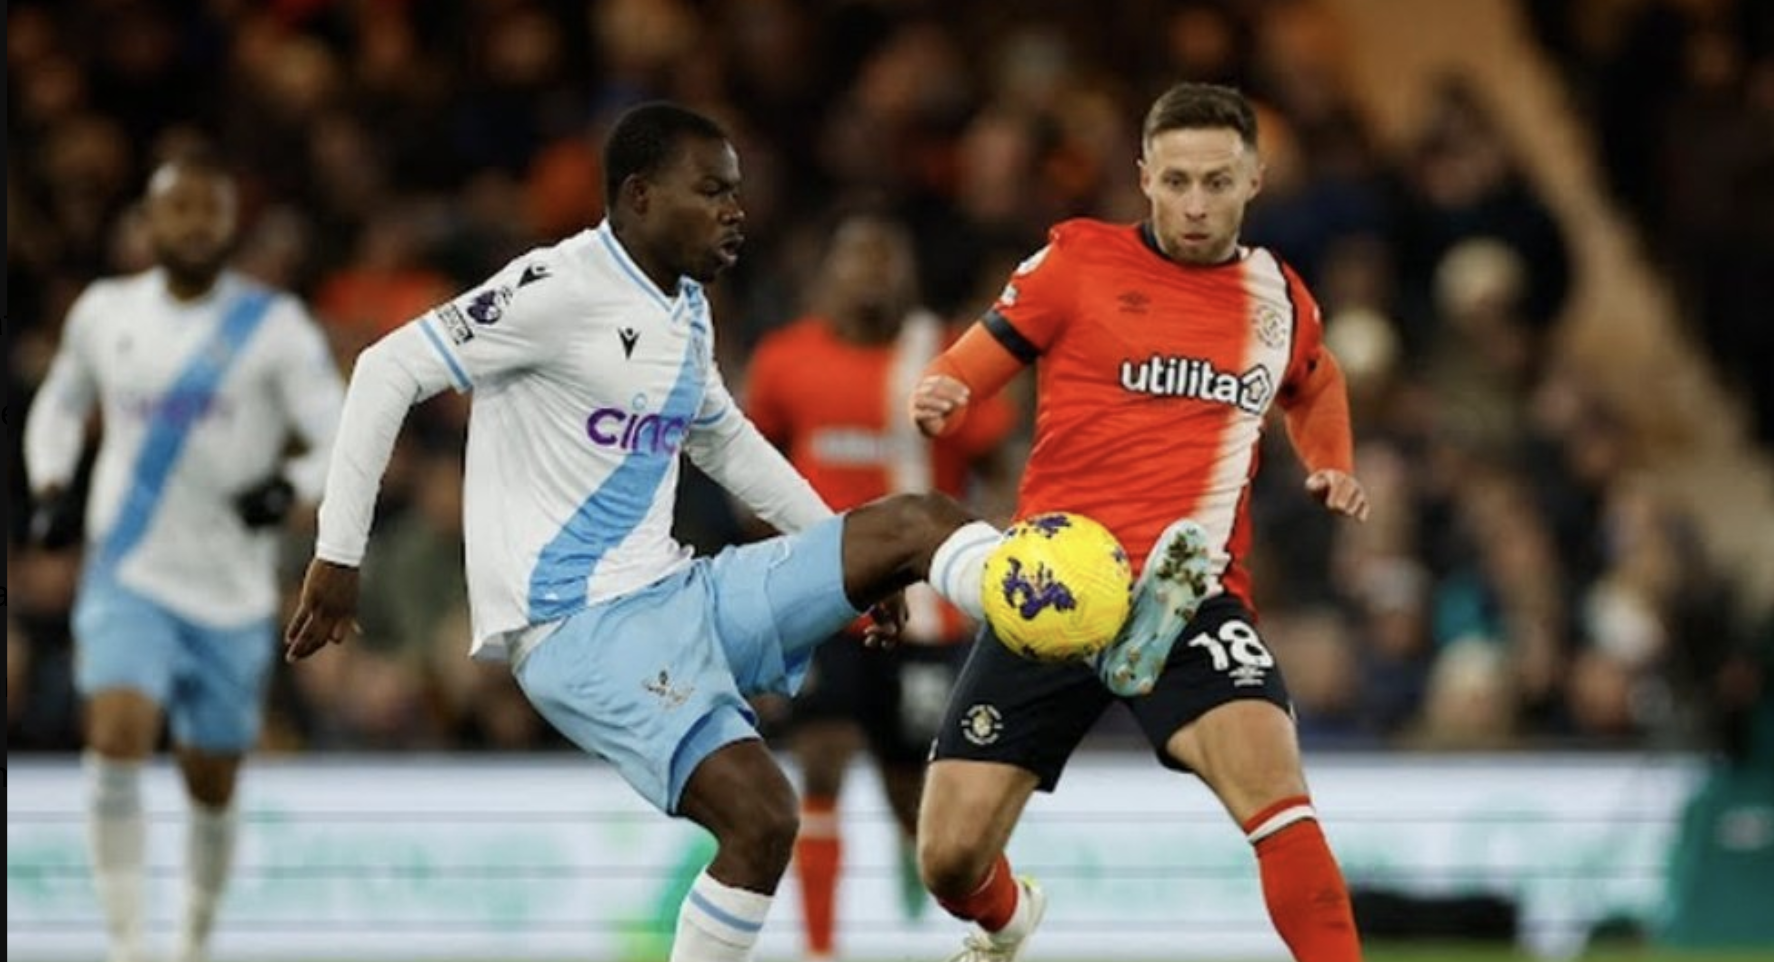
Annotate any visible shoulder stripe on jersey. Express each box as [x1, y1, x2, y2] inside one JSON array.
[[418, 317, 474, 391], [597, 226, 673, 313], [100, 291, 276, 569], [1271, 252, 1308, 388], [983, 309, 1040, 364]]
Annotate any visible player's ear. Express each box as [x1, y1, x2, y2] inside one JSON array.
[[1248, 156, 1265, 201], [622, 174, 651, 215]]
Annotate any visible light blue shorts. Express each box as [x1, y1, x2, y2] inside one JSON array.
[[514, 516, 860, 813], [72, 571, 276, 753]]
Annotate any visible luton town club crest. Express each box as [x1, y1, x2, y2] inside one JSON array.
[[1253, 303, 1287, 349]]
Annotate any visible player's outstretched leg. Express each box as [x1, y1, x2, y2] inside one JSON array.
[[840, 493, 997, 620], [1093, 517, 1213, 697]]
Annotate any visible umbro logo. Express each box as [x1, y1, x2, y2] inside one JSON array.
[[518, 263, 551, 287], [1117, 290, 1151, 314], [618, 327, 640, 358]]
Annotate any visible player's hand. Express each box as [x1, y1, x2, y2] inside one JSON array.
[[1305, 469, 1369, 521], [28, 487, 82, 551], [863, 591, 906, 649], [235, 475, 296, 529], [909, 374, 970, 438], [284, 558, 361, 662]]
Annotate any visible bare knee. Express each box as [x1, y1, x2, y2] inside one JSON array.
[[85, 690, 161, 760], [916, 761, 1037, 900], [918, 830, 999, 902], [678, 742, 803, 891], [916, 789, 999, 899], [711, 789, 801, 880], [177, 749, 244, 808]]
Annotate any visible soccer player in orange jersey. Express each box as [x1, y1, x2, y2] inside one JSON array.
[[908, 83, 1370, 962], [746, 214, 1015, 962]]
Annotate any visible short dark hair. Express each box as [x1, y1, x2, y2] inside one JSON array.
[[1143, 82, 1258, 150], [602, 102, 729, 206], [146, 142, 235, 198]]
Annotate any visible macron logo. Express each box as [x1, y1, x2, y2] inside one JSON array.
[[618, 327, 640, 358]]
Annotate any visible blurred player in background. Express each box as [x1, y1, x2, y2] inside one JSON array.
[[23, 153, 345, 962], [746, 213, 1017, 961], [908, 82, 1370, 961], [283, 102, 1008, 962]]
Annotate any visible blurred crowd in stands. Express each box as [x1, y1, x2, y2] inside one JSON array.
[[9, 0, 1772, 760]]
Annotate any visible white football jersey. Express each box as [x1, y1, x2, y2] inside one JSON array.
[[24, 268, 343, 627], [316, 222, 830, 661]]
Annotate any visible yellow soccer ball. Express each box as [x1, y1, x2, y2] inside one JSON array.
[[981, 512, 1134, 662]]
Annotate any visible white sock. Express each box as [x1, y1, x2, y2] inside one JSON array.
[[670, 869, 774, 962], [986, 879, 1037, 943], [929, 521, 1001, 621], [178, 801, 239, 962], [85, 751, 146, 960]]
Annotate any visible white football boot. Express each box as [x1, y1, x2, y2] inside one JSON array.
[[945, 877, 1047, 962]]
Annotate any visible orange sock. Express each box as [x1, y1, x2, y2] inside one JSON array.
[[1243, 795, 1362, 962], [935, 853, 1019, 932], [794, 796, 841, 956]]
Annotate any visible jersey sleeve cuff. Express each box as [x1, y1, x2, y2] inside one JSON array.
[[982, 309, 1040, 364], [314, 541, 365, 568]]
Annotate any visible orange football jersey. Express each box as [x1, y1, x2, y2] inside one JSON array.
[[986, 219, 1328, 608]]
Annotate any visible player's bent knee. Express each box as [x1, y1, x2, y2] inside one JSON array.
[[712, 793, 801, 875], [917, 831, 997, 900], [84, 692, 161, 759]]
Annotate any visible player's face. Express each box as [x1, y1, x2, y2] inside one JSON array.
[[821, 217, 914, 328], [145, 167, 238, 286], [1138, 126, 1262, 266], [647, 136, 745, 285]]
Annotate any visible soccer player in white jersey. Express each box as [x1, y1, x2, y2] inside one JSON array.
[[283, 102, 1009, 962], [23, 153, 345, 962]]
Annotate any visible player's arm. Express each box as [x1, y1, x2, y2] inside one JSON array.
[[23, 291, 103, 549], [241, 303, 347, 529], [684, 365, 833, 535], [910, 320, 1029, 438], [288, 260, 561, 660], [914, 232, 1070, 438], [285, 321, 456, 661], [1279, 349, 1368, 521]]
